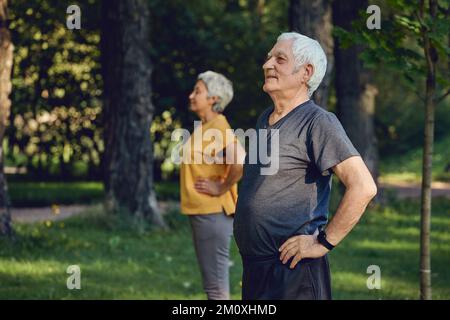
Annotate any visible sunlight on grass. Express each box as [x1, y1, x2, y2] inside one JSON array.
[[380, 135, 450, 183], [379, 173, 422, 184], [1, 198, 449, 299]]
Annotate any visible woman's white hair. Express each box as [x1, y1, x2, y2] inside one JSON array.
[[277, 32, 327, 97], [198, 71, 233, 113]]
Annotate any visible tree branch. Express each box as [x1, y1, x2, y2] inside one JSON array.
[[436, 88, 450, 104]]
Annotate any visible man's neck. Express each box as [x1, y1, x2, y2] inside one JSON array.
[[269, 90, 310, 119]]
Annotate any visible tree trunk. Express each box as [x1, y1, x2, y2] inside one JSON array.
[[289, 0, 333, 109], [0, 0, 13, 236], [332, 0, 379, 182], [100, 0, 165, 228], [419, 0, 438, 300]]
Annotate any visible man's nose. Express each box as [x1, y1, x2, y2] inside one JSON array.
[[262, 56, 274, 70], [189, 92, 194, 99]]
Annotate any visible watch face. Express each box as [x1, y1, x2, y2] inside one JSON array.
[[318, 231, 333, 250], [318, 232, 325, 242]]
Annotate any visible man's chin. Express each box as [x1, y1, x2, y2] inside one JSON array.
[[262, 83, 276, 93]]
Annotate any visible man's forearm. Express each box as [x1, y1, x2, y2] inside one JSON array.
[[324, 185, 376, 247]]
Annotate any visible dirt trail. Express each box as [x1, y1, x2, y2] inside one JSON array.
[[11, 201, 180, 224], [380, 181, 450, 199]]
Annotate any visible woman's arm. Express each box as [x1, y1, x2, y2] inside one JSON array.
[[194, 140, 245, 196]]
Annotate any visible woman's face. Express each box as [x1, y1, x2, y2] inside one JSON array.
[[189, 80, 215, 114]]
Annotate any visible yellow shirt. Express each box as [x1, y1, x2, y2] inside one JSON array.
[[180, 114, 238, 215]]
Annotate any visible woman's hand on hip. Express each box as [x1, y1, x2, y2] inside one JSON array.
[[194, 178, 226, 196]]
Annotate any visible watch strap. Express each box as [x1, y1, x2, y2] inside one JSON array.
[[318, 230, 335, 251]]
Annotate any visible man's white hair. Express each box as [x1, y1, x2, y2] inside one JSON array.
[[198, 71, 233, 113], [277, 32, 327, 97]]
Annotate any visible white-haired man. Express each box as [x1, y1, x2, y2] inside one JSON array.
[[233, 32, 377, 300]]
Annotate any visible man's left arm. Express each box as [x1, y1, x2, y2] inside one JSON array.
[[279, 155, 377, 268]]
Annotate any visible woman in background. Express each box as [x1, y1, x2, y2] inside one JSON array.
[[180, 71, 245, 300]]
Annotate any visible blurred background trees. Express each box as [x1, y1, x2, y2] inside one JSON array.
[[1, 0, 448, 207], [6, 0, 102, 181], [333, 0, 379, 181], [4, 0, 290, 183], [289, 0, 334, 109]]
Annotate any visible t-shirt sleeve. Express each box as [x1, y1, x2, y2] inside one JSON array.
[[216, 118, 237, 148], [308, 112, 360, 176], [210, 117, 238, 163]]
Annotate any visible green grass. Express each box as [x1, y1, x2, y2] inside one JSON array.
[[329, 197, 450, 299], [1, 198, 449, 299], [380, 135, 450, 183], [7, 181, 180, 207], [8, 182, 104, 207]]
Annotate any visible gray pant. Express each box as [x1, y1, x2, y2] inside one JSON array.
[[189, 212, 234, 300]]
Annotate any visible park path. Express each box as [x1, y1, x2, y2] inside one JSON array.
[[10, 182, 450, 224], [380, 181, 450, 199], [10, 201, 180, 224], [11, 204, 87, 223]]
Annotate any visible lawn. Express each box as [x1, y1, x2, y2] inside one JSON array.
[[7, 181, 179, 207], [381, 135, 450, 184], [1, 197, 449, 299]]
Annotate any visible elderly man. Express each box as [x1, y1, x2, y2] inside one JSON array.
[[233, 32, 377, 300]]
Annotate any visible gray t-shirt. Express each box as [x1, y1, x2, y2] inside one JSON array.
[[233, 100, 360, 257]]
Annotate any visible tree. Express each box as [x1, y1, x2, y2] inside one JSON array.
[[335, 0, 449, 300], [100, 0, 165, 227], [332, 0, 379, 182], [0, 0, 13, 236], [416, 0, 448, 300], [289, 0, 333, 109]]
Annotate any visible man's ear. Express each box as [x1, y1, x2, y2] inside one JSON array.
[[303, 64, 314, 83]]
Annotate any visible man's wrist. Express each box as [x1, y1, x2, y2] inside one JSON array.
[[317, 230, 335, 251], [314, 241, 330, 256]]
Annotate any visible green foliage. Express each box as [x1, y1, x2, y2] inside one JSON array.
[[7, 0, 103, 179], [8, 181, 104, 207], [6, 0, 448, 181], [334, 0, 450, 157], [149, 0, 289, 130], [334, 0, 449, 92], [151, 108, 182, 181], [6, 0, 289, 180], [373, 67, 450, 155]]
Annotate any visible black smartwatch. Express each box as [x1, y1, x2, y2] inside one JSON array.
[[317, 230, 335, 251]]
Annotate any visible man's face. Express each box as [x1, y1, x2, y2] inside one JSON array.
[[262, 39, 305, 94]]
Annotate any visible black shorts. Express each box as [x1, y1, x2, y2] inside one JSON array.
[[241, 254, 332, 300]]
